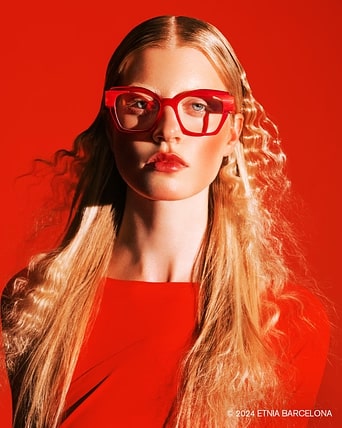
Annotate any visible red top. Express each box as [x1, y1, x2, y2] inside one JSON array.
[[0, 279, 330, 427]]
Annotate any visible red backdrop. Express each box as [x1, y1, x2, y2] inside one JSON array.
[[1, 0, 341, 426]]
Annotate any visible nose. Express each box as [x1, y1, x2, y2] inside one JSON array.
[[152, 105, 182, 143]]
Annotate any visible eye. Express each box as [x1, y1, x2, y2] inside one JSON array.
[[118, 92, 159, 116], [131, 99, 149, 110], [180, 97, 209, 116], [191, 102, 207, 112], [126, 99, 158, 117], [126, 98, 147, 111]]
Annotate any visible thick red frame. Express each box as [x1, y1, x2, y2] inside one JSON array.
[[104, 86, 235, 136]]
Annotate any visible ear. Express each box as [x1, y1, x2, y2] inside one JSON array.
[[223, 113, 244, 156]]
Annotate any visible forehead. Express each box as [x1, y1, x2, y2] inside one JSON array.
[[120, 46, 227, 96]]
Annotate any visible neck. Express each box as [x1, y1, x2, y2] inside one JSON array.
[[108, 188, 209, 282]]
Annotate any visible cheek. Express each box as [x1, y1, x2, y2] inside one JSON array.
[[190, 127, 233, 186], [110, 133, 144, 175], [110, 133, 156, 196], [195, 135, 229, 172]]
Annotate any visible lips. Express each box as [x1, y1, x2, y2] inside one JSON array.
[[145, 152, 189, 172]]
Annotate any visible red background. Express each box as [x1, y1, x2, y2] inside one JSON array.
[[1, 0, 341, 426]]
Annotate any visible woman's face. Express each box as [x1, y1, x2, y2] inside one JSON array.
[[110, 46, 242, 201]]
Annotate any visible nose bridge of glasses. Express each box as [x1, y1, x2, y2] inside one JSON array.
[[151, 97, 183, 137], [157, 97, 181, 123], [159, 97, 179, 114]]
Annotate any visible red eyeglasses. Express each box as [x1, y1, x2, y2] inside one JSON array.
[[104, 86, 235, 136]]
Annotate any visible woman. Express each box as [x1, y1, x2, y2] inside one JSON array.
[[1, 15, 330, 428]]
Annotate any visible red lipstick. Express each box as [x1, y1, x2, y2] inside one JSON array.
[[145, 152, 189, 172]]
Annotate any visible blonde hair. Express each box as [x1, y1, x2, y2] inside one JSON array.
[[2, 16, 302, 427]]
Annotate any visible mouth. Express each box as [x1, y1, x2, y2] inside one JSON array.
[[145, 152, 189, 172]]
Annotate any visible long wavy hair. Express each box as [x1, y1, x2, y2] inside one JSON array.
[[2, 15, 304, 428]]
